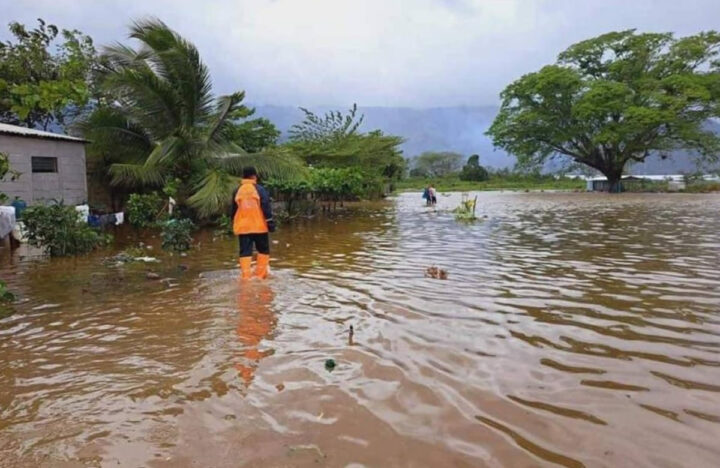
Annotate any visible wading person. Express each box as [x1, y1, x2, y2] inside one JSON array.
[[231, 167, 275, 280], [422, 186, 431, 206]]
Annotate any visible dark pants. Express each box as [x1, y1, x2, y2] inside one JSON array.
[[239, 233, 270, 257]]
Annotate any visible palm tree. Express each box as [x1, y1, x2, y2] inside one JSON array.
[[80, 18, 303, 217]]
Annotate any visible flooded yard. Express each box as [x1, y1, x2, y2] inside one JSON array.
[[1, 192, 720, 467]]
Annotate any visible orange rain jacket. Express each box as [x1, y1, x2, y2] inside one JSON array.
[[231, 179, 274, 235]]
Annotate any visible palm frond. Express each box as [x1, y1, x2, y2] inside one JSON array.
[[109, 163, 166, 188], [212, 149, 307, 180], [104, 66, 183, 139], [143, 136, 185, 167], [74, 106, 153, 163], [206, 92, 246, 145], [129, 18, 213, 126], [187, 168, 238, 218], [101, 43, 153, 69]]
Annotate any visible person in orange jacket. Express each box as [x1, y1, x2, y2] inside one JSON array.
[[231, 167, 275, 279]]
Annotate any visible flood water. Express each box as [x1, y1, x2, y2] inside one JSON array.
[[1, 192, 720, 467]]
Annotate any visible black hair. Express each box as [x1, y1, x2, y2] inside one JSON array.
[[242, 166, 258, 178]]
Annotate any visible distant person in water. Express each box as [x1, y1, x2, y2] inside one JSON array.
[[428, 185, 438, 205], [422, 186, 431, 206], [231, 167, 275, 280]]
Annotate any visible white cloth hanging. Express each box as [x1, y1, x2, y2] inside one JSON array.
[[0, 206, 16, 239], [75, 204, 90, 223]]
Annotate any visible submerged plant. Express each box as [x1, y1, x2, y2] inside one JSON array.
[[453, 193, 478, 222], [0, 280, 15, 303], [161, 218, 195, 251]]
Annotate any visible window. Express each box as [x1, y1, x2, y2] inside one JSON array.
[[31, 157, 58, 173]]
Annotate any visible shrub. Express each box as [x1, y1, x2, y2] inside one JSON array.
[[22, 203, 109, 256], [0, 279, 14, 303], [459, 155, 489, 182], [161, 218, 195, 251], [126, 192, 164, 229]]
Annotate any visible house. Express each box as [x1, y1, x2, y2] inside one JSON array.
[[585, 174, 687, 192], [0, 123, 88, 205]]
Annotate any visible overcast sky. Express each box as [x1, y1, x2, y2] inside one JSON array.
[[3, 0, 720, 107]]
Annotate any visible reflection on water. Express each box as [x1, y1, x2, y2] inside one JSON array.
[[1, 192, 720, 467], [235, 282, 276, 385]]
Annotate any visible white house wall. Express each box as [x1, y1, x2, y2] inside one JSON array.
[[0, 134, 87, 205]]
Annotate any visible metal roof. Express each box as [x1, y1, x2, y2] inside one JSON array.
[[0, 122, 88, 143]]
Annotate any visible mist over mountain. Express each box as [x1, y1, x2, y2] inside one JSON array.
[[253, 105, 719, 175]]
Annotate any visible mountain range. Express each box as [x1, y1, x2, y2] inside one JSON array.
[[253, 105, 719, 175]]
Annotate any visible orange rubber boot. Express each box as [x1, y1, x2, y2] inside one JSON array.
[[239, 257, 252, 280], [255, 253, 270, 279]]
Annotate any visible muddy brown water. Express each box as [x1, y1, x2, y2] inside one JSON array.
[[1, 192, 720, 467]]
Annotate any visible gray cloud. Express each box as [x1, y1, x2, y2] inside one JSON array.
[[2, 0, 719, 107]]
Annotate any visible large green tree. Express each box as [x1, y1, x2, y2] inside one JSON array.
[[487, 30, 720, 191], [0, 19, 97, 130], [79, 19, 302, 217]]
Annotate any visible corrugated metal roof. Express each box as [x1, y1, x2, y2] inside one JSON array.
[[0, 122, 87, 143]]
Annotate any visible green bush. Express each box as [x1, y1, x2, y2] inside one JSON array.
[[161, 218, 195, 251], [126, 192, 164, 229], [22, 203, 109, 256], [0, 279, 14, 303], [459, 155, 489, 182]]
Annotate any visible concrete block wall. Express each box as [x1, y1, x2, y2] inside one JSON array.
[[0, 134, 88, 205]]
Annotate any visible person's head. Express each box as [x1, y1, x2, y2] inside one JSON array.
[[242, 166, 258, 180]]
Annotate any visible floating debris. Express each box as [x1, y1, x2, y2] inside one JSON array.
[[287, 444, 326, 460], [104, 251, 160, 266], [145, 272, 161, 280], [135, 256, 159, 263], [324, 359, 336, 371], [425, 266, 448, 280], [32, 303, 61, 311]]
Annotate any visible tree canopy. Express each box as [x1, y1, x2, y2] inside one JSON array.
[[286, 105, 405, 185], [411, 151, 464, 178], [0, 19, 97, 130], [487, 30, 720, 190], [224, 116, 280, 152], [459, 154, 489, 181]]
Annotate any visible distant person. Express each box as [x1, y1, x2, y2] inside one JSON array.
[[422, 186, 431, 206], [429, 185, 438, 205], [231, 166, 276, 280]]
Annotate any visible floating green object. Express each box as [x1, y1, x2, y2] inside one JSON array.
[[324, 359, 336, 371]]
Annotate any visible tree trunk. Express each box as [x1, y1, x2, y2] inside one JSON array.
[[603, 171, 623, 193]]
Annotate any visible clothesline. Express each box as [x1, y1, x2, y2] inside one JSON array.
[[1, 204, 125, 245]]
